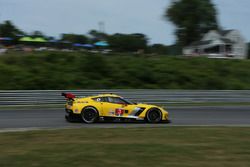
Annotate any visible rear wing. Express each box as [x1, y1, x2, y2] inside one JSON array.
[[61, 92, 76, 100]]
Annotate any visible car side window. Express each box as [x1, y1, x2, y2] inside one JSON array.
[[92, 97, 107, 102], [107, 97, 127, 104]]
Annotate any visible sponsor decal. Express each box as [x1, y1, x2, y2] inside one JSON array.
[[76, 101, 88, 104], [115, 108, 125, 116], [108, 108, 125, 116], [108, 111, 115, 116], [108, 109, 115, 116]]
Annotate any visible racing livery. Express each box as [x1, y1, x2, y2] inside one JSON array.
[[62, 93, 169, 123]]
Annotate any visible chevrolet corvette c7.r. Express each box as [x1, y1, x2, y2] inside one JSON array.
[[62, 93, 169, 124]]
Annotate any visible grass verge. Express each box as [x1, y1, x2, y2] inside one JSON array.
[[0, 127, 250, 167]]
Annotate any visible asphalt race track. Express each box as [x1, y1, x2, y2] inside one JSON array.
[[0, 106, 250, 131]]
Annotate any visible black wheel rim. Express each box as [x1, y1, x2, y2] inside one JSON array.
[[148, 110, 161, 122], [83, 108, 97, 122]]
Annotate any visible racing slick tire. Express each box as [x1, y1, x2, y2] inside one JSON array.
[[146, 108, 162, 123], [81, 106, 99, 124]]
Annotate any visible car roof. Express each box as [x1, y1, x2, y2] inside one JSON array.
[[90, 94, 122, 98]]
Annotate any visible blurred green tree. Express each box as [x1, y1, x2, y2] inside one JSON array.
[[108, 33, 148, 52], [0, 20, 24, 38], [165, 0, 218, 46], [88, 30, 109, 43], [149, 44, 169, 55], [30, 30, 45, 38], [61, 33, 88, 44], [248, 43, 250, 59]]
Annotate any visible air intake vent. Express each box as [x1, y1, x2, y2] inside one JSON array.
[[135, 108, 145, 116]]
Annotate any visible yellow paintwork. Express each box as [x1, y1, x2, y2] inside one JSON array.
[[65, 94, 169, 121]]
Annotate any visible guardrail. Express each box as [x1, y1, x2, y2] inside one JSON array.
[[1, 90, 250, 106]]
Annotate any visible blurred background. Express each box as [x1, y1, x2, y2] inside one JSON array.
[[0, 0, 249, 90]]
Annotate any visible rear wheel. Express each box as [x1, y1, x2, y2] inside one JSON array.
[[81, 106, 99, 124], [65, 113, 74, 122], [146, 108, 162, 123]]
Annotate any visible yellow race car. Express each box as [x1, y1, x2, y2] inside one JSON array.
[[62, 93, 170, 123]]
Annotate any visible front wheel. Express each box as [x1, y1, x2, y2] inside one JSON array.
[[81, 106, 99, 124], [146, 108, 162, 123]]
